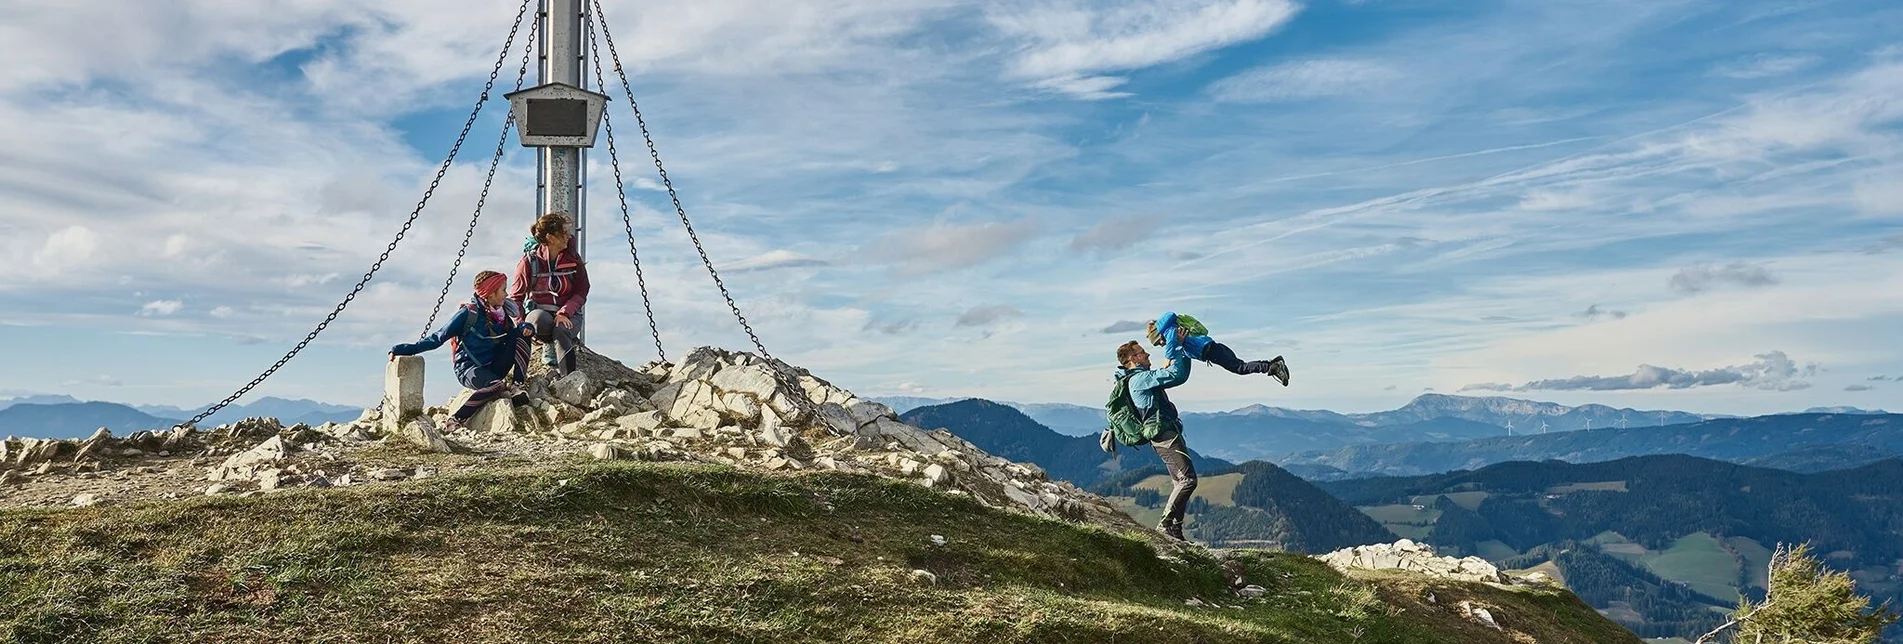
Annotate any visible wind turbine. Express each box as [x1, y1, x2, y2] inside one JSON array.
[[1658, 411, 1666, 427], [1585, 418, 1594, 432], [1617, 412, 1628, 429], [1539, 419, 1550, 434], [1505, 419, 1515, 436]]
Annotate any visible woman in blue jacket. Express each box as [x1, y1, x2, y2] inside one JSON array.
[[390, 270, 535, 430]]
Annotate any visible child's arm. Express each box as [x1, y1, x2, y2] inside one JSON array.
[[391, 307, 466, 356], [1156, 311, 1179, 335], [1154, 328, 1192, 389]]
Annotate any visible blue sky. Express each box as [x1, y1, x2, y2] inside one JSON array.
[[1, 0, 1900, 417]]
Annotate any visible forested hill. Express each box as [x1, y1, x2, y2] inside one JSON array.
[[1315, 455, 1903, 641]]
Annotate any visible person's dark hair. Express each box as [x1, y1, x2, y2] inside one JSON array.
[[1117, 341, 1144, 366], [531, 212, 571, 245]]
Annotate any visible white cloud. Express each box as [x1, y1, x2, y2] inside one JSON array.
[[868, 217, 1042, 276], [1207, 58, 1402, 103], [138, 300, 183, 316], [989, 0, 1301, 92], [724, 250, 828, 273], [32, 226, 100, 272], [209, 306, 235, 318], [1031, 75, 1132, 100]]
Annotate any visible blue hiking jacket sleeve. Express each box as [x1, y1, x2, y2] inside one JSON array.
[[1152, 310, 1211, 359], [390, 307, 469, 356]]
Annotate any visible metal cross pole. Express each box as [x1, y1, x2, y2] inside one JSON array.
[[539, 0, 587, 339]]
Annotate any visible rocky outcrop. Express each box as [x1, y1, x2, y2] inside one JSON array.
[[1315, 539, 1551, 586], [1, 346, 1149, 540]]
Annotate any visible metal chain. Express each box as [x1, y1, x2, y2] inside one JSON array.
[[589, 0, 830, 430], [420, 17, 540, 337], [584, 18, 667, 363], [180, 0, 536, 430]]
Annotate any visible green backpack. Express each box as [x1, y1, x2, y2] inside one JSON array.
[[1104, 371, 1182, 447], [1176, 314, 1208, 337]]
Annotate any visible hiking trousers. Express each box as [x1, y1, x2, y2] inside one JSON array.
[[525, 307, 581, 375], [453, 336, 532, 422], [1151, 429, 1198, 526], [1201, 342, 1278, 376]]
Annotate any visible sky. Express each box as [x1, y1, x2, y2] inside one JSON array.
[[1, 0, 1900, 418]]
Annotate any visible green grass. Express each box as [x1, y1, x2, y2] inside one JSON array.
[[0, 461, 1642, 644], [1638, 533, 1740, 602], [1359, 504, 1441, 525], [1134, 472, 1244, 506], [1403, 492, 1490, 512], [1722, 536, 1773, 590]]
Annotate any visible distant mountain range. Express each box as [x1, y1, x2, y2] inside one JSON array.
[[0, 403, 181, 440], [876, 393, 1724, 461], [0, 396, 364, 439], [1278, 412, 1903, 477]]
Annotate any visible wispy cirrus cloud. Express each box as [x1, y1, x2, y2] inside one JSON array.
[[724, 250, 828, 273], [1710, 53, 1823, 80], [867, 217, 1042, 276], [1207, 58, 1401, 103], [1070, 212, 1160, 253], [989, 0, 1302, 98]]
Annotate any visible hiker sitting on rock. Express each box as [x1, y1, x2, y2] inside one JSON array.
[[511, 211, 590, 376], [1108, 326, 1198, 541], [390, 270, 534, 431], [1147, 311, 1289, 386]]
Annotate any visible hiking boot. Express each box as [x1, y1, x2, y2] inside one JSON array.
[[1266, 356, 1290, 387], [1158, 518, 1186, 541]]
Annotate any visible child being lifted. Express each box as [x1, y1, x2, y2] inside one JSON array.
[[1147, 311, 1290, 386]]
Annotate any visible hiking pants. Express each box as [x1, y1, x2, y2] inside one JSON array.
[[525, 307, 581, 375], [1151, 429, 1198, 526], [1201, 342, 1277, 376], [453, 337, 532, 422]]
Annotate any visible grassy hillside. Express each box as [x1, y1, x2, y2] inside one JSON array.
[[0, 460, 1639, 644]]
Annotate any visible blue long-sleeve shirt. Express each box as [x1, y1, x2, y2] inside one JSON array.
[[1155, 310, 1213, 360]]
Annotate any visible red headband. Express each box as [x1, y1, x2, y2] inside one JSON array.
[[476, 273, 507, 296]]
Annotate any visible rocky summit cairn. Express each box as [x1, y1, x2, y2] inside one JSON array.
[[1, 346, 1151, 541]]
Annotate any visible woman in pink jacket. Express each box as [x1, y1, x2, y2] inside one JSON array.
[[510, 212, 590, 376]]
